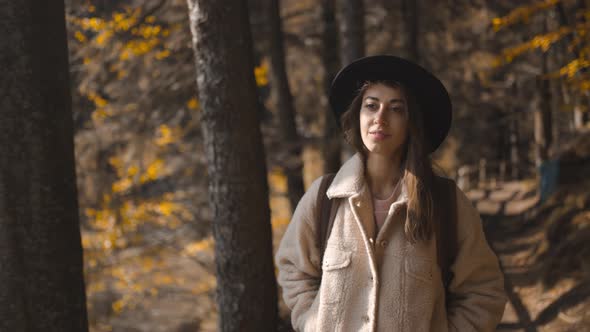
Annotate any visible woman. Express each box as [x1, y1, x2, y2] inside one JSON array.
[[275, 55, 507, 332]]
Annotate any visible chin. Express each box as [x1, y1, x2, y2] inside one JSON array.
[[367, 149, 392, 157], [366, 145, 403, 158]]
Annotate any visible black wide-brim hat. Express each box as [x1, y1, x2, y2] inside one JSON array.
[[329, 55, 452, 153]]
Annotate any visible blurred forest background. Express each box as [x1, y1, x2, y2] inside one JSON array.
[[36, 0, 590, 330]]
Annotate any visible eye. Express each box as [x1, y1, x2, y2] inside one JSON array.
[[364, 103, 378, 111], [390, 105, 405, 113]]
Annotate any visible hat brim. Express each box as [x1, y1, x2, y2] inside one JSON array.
[[329, 55, 452, 153]]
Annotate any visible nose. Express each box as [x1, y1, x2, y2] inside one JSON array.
[[374, 105, 387, 125]]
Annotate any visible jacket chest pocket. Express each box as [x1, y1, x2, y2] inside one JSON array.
[[320, 248, 352, 305], [404, 256, 434, 284]]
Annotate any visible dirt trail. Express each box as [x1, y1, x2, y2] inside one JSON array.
[[472, 180, 590, 332]]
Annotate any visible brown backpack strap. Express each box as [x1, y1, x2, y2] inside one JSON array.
[[433, 176, 458, 292], [316, 173, 336, 272]]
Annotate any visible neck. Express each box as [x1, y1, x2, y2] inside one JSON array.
[[365, 152, 403, 199]]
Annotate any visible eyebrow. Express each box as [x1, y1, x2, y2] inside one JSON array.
[[364, 96, 405, 104]]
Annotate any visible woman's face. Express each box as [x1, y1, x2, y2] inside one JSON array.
[[359, 83, 409, 158]]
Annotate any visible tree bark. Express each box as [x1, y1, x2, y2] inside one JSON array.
[[402, 0, 419, 62], [268, 0, 305, 211], [336, 0, 365, 65], [186, 1, 278, 331], [534, 15, 553, 166], [0, 1, 88, 331], [321, 0, 343, 174], [557, 0, 587, 130]]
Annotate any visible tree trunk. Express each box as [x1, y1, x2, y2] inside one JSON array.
[[334, 0, 365, 165], [534, 16, 553, 166], [557, 0, 587, 130], [336, 0, 365, 65], [321, 0, 343, 174], [0, 2, 88, 331], [186, 1, 278, 331], [402, 0, 419, 62], [508, 81, 522, 180], [268, 0, 305, 211]]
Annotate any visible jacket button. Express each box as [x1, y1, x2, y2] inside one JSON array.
[[369, 275, 373, 281], [356, 201, 362, 207], [362, 315, 370, 323], [380, 240, 388, 248]]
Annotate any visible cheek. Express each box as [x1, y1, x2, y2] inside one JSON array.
[[393, 115, 408, 132], [359, 114, 370, 132], [397, 120, 408, 134]]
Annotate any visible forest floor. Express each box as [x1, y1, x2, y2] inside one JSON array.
[[479, 179, 590, 332], [484, 131, 590, 331]]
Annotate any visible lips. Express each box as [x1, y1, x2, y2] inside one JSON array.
[[369, 131, 391, 140]]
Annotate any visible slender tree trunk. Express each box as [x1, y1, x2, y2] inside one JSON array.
[[186, 1, 278, 331], [268, 0, 305, 211], [534, 16, 553, 166], [336, 0, 365, 65], [509, 117, 520, 179], [402, 0, 419, 62], [557, 0, 587, 129], [334, 0, 365, 164], [509, 81, 521, 180], [0, 2, 88, 331], [321, 0, 343, 174], [534, 74, 552, 166]]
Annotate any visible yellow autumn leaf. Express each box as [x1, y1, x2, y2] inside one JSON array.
[[85, 208, 97, 217], [139, 159, 164, 183], [187, 97, 199, 110], [157, 201, 176, 216], [75, 31, 86, 43], [127, 165, 139, 176], [95, 30, 114, 46], [183, 237, 214, 256], [119, 49, 131, 61], [268, 168, 287, 193], [191, 275, 216, 295], [94, 96, 108, 108], [112, 178, 132, 193], [81, 234, 91, 249], [117, 70, 128, 79], [112, 299, 126, 314], [142, 257, 155, 270], [255, 61, 269, 86], [155, 49, 170, 60], [155, 125, 174, 146], [154, 274, 174, 285]]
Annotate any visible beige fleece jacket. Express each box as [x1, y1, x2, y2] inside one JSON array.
[[275, 153, 507, 332]]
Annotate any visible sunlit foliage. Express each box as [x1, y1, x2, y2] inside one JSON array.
[[491, 1, 590, 94], [492, 0, 562, 32]]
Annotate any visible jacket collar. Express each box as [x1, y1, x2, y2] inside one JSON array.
[[326, 152, 408, 202]]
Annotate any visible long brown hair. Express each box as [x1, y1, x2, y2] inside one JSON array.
[[340, 80, 435, 243]]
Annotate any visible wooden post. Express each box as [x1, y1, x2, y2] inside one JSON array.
[[479, 158, 487, 188]]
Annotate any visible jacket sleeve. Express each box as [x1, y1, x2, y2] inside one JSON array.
[[275, 177, 323, 332], [447, 186, 508, 332]]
